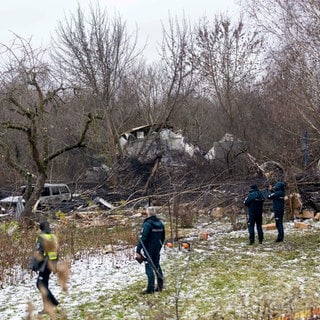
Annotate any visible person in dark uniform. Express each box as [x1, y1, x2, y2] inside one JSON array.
[[244, 185, 265, 245], [136, 207, 165, 294], [268, 181, 285, 242], [31, 221, 59, 315]]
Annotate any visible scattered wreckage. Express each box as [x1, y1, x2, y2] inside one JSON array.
[[0, 183, 72, 218], [0, 182, 117, 221], [1, 125, 320, 230], [119, 125, 246, 165]]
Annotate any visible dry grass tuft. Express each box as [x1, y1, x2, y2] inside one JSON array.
[[57, 258, 71, 293], [39, 284, 57, 318], [26, 302, 34, 320]]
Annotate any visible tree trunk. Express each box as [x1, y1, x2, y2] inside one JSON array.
[[20, 174, 46, 224]]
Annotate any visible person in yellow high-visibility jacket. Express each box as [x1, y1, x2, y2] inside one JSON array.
[[32, 221, 59, 315]]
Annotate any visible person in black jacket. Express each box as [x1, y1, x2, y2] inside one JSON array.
[[244, 185, 265, 245], [136, 207, 165, 294], [268, 181, 285, 242]]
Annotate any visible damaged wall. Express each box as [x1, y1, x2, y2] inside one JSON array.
[[119, 125, 200, 164], [205, 133, 247, 161]]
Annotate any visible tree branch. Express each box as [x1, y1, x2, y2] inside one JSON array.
[[45, 113, 99, 162]]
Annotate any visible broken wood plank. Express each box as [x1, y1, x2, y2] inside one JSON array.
[[294, 221, 311, 229], [262, 223, 277, 230]]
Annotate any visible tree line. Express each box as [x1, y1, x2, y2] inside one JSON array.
[[0, 0, 319, 220]]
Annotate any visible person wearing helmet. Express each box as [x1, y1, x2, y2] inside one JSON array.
[[244, 184, 265, 245], [268, 182, 286, 242]]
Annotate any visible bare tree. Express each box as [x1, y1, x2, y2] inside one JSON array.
[[244, 0, 320, 167], [192, 15, 263, 134], [131, 63, 168, 125], [0, 36, 96, 222], [159, 14, 197, 125], [114, 14, 198, 131], [52, 3, 140, 166]]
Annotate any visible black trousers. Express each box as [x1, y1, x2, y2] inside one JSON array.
[[145, 254, 163, 292], [248, 212, 263, 243], [37, 265, 59, 307], [274, 210, 284, 241]]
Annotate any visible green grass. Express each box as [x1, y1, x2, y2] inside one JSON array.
[[65, 225, 320, 319], [2, 216, 320, 319]]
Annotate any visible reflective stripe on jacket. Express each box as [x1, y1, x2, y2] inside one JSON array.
[[37, 233, 58, 261]]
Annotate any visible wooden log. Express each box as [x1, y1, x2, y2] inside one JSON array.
[[294, 221, 311, 229], [262, 223, 276, 230]]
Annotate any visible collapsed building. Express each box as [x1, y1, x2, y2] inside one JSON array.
[[204, 133, 247, 162], [66, 121, 318, 218], [113, 125, 251, 206], [119, 127, 248, 165], [118, 124, 202, 164], [116, 124, 206, 202]]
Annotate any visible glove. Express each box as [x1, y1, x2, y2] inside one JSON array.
[[135, 253, 145, 264], [30, 256, 40, 271]]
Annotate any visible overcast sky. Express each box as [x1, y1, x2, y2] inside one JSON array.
[[0, 0, 240, 61]]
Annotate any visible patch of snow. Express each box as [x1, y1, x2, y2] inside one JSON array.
[[1, 220, 320, 319], [0, 249, 147, 319]]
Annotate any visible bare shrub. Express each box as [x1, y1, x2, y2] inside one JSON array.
[[0, 218, 137, 286], [178, 203, 196, 228], [56, 258, 71, 293]]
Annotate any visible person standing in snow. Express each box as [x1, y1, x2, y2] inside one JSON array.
[[31, 221, 59, 315], [267, 181, 286, 242], [136, 207, 165, 294], [244, 184, 265, 245]]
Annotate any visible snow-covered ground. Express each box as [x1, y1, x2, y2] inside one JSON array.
[[0, 248, 146, 319], [2, 219, 320, 319]]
